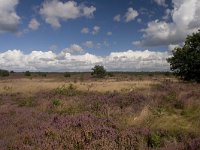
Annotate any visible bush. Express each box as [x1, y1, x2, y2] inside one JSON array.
[[167, 30, 200, 82], [64, 72, 71, 78], [17, 97, 37, 107], [38, 72, 47, 77], [148, 133, 161, 148], [79, 74, 84, 82], [91, 65, 107, 78], [0, 69, 9, 77], [24, 71, 31, 76], [54, 84, 77, 96], [52, 99, 62, 107], [107, 72, 114, 77]]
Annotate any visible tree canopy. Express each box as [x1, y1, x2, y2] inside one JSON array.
[[91, 65, 107, 78], [167, 30, 200, 82], [0, 69, 9, 77]]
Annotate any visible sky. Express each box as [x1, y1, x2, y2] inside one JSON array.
[[0, 0, 200, 72]]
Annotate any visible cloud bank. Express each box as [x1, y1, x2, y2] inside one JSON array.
[[135, 0, 200, 47], [0, 49, 170, 72], [0, 0, 20, 33], [40, 0, 96, 28], [113, 8, 139, 23]]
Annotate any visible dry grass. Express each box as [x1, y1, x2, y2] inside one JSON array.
[[0, 78, 160, 95], [1, 74, 200, 149]]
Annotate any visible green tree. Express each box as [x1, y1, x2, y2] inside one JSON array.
[[24, 71, 31, 76], [91, 65, 107, 78], [0, 69, 9, 77], [167, 30, 200, 82], [64, 72, 71, 78]]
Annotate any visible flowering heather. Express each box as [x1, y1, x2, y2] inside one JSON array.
[[0, 80, 200, 149]]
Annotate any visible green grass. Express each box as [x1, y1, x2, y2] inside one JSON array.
[[17, 97, 37, 107]]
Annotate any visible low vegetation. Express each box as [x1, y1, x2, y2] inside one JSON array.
[[64, 72, 71, 78], [0, 73, 200, 149], [24, 71, 31, 76], [0, 69, 9, 77]]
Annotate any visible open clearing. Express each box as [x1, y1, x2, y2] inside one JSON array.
[[0, 73, 200, 150]]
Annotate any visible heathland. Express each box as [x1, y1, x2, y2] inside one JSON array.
[[0, 72, 200, 149]]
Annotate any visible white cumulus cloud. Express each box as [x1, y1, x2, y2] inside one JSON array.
[[0, 49, 170, 72], [40, 0, 96, 28], [0, 0, 20, 33], [114, 8, 139, 23], [154, 0, 168, 7], [136, 0, 200, 47], [107, 32, 112, 36], [28, 18, 40, 30], [92, 26, 100, 35], [113, 14, 121, 22], [81, 27, 89, 34], [168, 44, 180, 51], [125, 8, 139, 22], [83, 41, 94, 48], [62, 44, 83, 54]]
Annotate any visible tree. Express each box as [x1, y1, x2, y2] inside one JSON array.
[[64, 72, 71, 78], [167, 30, 200, 82], [0, 69, 9, 77], [91, 65, 107, 78], [24, 71, 31, 76]]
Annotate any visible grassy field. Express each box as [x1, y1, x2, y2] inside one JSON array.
[[0, 73, 200, 149]]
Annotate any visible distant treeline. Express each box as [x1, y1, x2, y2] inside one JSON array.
[[0, 70, 172, 78], [0, 69, 10, 77]]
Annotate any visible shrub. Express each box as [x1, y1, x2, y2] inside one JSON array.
[[17, 97, 37, 107], [0, 69, 9, 77], [54, 84, 77, 96], [52, 99, 62, 107], [64, 72, 71, 78], [38, 72, 47, 77], [24, 71, 31, 76], [148, 133, 161, 148], [164, 72, 171, 77], [91, 65, 107, 78], [107, 72, 114, 77], [79, 74, 84, 82]]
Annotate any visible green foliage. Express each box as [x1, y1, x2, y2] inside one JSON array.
[[38, 72, 47, 77], [54, 84, 77, 96], [60, 104, 86, 115], [91, 65, 107, 78], [164, 72, 171, 77], [181, 106, 200, 120], [64, 72, 71, 78], [0, 69, 9, 77], [167, 30, 200, 82], [24, 71, 31, 76], [52, 99, 61, 107], [17, 97, 37, 107], [148, 133, 161, 148], [79, 74, 84, 82], [107, 72, 114, 77]]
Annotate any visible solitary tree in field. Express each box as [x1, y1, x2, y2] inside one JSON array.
[[167, 30, 200, 82], [91, 65, 107, 78]]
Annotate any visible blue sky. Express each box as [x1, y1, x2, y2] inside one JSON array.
[[0, 0, 200, 71]]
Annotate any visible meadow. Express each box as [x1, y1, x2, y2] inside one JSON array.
[[0, 72, 200, 150]]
